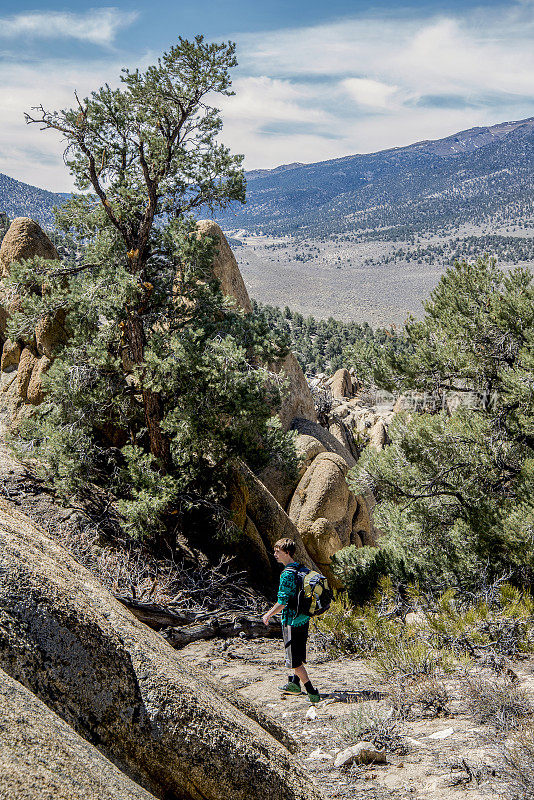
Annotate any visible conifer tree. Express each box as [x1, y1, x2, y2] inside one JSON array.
[[338, 257, 534, 598], [10, 38, 294, 539]]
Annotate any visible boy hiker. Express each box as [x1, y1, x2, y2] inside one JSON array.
[[262, 537, 320, 703]]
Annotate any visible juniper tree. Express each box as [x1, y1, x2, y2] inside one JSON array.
[[10, 38, 295, 539], [337, 258, 534, 598]]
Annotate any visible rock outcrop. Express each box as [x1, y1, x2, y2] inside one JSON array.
[[196, 220, 253, 313], [287, 418, 376, 569], [288, 453, 359, 587], [291, 417, 356, 468], [0, 216, 58, 278], [0, 502, 323, 800], [257, 433, 327, 512], [270, 351, 318, 431], [239, 461, 317, 570], [196, 221, 317, 431], [0, 218, 64, 416], [329, 368, 354, 400], [0, 667, 159, 800]]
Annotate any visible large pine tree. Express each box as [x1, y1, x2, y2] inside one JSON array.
[[9, 37, 295, 540]]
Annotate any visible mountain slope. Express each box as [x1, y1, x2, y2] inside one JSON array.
[[218, 117, 534, 237], [0, 172, 67, 228], [3, 117, 534, 238]]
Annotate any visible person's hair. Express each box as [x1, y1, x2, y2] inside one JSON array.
[[274, 538, 296, 557]]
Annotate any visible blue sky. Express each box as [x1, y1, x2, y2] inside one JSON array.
[[2, 0, 534, 190]]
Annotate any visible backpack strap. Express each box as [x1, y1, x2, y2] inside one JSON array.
[[282, 564, 302, 612], [282, 563, 301, 576]]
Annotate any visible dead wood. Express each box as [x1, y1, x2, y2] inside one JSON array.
[[115, 597, 201, 628], [162, 615, 281, 648], [116, 597, 281, 646]]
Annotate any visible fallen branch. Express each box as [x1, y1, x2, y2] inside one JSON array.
[[162, 615, 281, 648], [116, 596, 281, 646], [115, 597, 201, 628]]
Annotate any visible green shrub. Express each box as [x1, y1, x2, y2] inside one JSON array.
[[346, 258, 534, 597], [314, 580, 534, 674], [388, 674, 449, 720]]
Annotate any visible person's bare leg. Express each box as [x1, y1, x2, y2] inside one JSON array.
[[294, 664, 310, 684]]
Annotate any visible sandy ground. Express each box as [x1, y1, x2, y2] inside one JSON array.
[[179, 633, 534, 800]]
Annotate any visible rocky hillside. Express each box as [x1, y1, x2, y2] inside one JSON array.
[[0, 216, 392, 799], [217, 117, 534, 237], [0, 217, 381, 590], [0, 216, 532, 800]]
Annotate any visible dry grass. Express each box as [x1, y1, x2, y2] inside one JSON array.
[[338, 702, 409, 755], [500, 722, 534, 799], [462, 674, 533, 731], [388, 674, 450, 720], [51, 519, 262, 613]]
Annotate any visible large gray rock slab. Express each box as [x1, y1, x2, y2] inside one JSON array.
[[0, 502, 323, 800], [0, 667, 158, 800]]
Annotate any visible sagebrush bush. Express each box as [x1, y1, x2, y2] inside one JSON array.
[[426, 582, 534, 658], [314, 581, 455, 676], [314, 579, 534, 675], [501, 722, 534, 799], [339, 702, 408, 754], [389, 674, 450, 720]]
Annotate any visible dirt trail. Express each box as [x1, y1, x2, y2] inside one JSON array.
[[179, 634, 534, 799]]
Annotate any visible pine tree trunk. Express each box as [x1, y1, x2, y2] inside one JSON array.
[[124, 313, 172, 471], [142, 387, 171, 468]]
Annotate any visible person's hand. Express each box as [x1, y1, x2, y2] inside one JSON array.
[[262, 613, 270, 626]]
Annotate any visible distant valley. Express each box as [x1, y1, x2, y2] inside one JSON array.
[[2, 117, 534, 325]]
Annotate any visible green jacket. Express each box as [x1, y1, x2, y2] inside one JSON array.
[[277, 563, 310, 627]]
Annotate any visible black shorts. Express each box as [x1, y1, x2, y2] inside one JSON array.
[[282, 622, 309, 669]]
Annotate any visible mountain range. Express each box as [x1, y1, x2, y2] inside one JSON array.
[[218, 117, 534, 237], [0, 171, 68, 228], [2, 116, 534, 239]]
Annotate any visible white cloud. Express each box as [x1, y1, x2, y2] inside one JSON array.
[[0, 8, 138, 46], [0, 59, 128, 191], [222, 106, 496, 173], [341, 78, 400, 110], [237, 6, 534, 98], [218, 76, 331, 124], [3, 3, 534, 187], [219, 3, 534, 168]]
